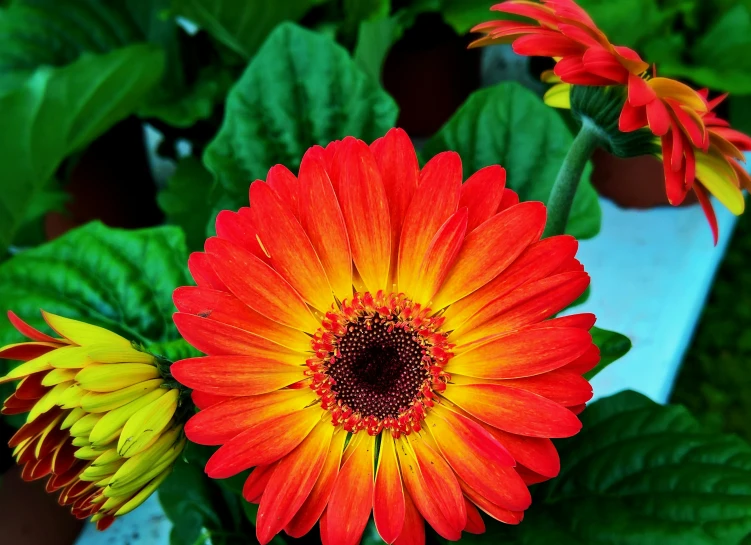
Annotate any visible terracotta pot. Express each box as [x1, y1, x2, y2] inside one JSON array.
[[382, 13, 481, 138], [0, 465, 84, 545], [590, 149, 698, 208]]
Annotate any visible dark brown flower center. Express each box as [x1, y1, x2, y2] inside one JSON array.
[[327, 317, 427, 420]]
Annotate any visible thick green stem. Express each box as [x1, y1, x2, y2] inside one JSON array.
[[543, 118, 603, 237]]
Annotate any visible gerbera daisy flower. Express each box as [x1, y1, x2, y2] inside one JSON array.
[[0, 311, 187, 530], [472, 0, 751, 242], [469, 0, 648, 86], [171, 128, 598, 545]]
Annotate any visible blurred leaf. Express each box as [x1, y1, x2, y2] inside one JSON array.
[[672, 208, 751, 443], [353, 11, 406, 82], [424, 82, 601, 239], [575, 0, 677, 50], [204, 22, 398, 210], [466, 390, 751, 544], [0, 221, 189, 347], [10, 180, 69, 249], [173, 0, 324, 59], [160, 456, 221, 545], [585, 326, 631, 380], [0, 45, 165, 256], [730, 95, 751, 136], [158, 156, 215, 251]]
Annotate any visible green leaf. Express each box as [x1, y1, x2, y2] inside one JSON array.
[[204, 22, 399, 208], [586, 326, 631, 380], [159, 456, 221, 545], [424, 82, 602, 239], [575, 0, 677, 51], [0, 221, 189, 347], [353, 12, 406, 83], [469, 391, 751, 544], [0, 0, 224, 127], [0, 44, 165, 255], [158, 156, 216, 251], [173, 0, 324, 59]]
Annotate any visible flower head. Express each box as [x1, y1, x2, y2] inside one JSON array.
[[172, 128, 598, 545], [0, 311, 186, 530], [473, 0, 751, 242]]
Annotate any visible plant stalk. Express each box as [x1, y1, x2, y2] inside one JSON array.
[[543, 118, 603, 237]]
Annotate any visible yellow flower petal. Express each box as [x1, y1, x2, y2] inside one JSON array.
[[42, 311, 131, 348], [695, 153, 746, 215], [543, 82, 572, 110]]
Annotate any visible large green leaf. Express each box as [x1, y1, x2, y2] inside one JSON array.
[[424, 82, 602, 239], [586, 326, 631, 380], [0, 44, 165, 255], [173, 0, 324, 59], [203, 22, 399, 208], [468, 391, 751, 544], [0, 0, 222, 127], [0, 221, 190, 351]]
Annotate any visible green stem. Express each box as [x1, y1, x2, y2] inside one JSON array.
[[543, 118, 603, 237]]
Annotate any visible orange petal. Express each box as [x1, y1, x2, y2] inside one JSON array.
[[413, 208, 468, 304], [447, 327, 592, 379], [373, 434, 405, 544], [171, 355, 305, 396], [441, 383, 582, 438], [243, 463, 277, 502], [452, 271, 590, 346], [394, 492, 425, 545], [298, 151, 353, 302], [427, 407, 529, 511], [459, 165, 506, 232], [266, 165, 300, 219], [459, 478, 524, 525], [256, 422, 334, 545], [498, 188, 519, 212], [188, 252, 227, 290], [250, 181, 334, 312], [215, 209, 272, 266], [285, 430, 347, 538], [432, 201, 546, 310], [205, 405, 321, 478], [397, 436, 466, 540], [185, 389, 317, 445], [191, 390, 229, 410], [463, 499, 486, 534], [205, 237, 319, 333], [332, 138, 391, 293], [8, 311, 61, 343], [499, 370, 593, 407], [441, 235, 579, 332], [486, 428, 560, 478], [173, 312, 305, 361], [398, 152, 462, 297], [325, 433, 376, 545], [173, 287, 311, 352], [371, 128, 420, 285]]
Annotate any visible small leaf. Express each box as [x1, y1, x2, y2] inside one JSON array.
[[0, 45, 165, 255], [173, 0, 325, 59], [424, 82, 601, 239], [586, 326, 631, 380], [203, 22, 399, 209]]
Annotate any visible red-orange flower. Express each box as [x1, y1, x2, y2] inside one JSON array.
[[171, 129, 598, 545], [470, 0, 648, 86], [472, 0, 750, 242]]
